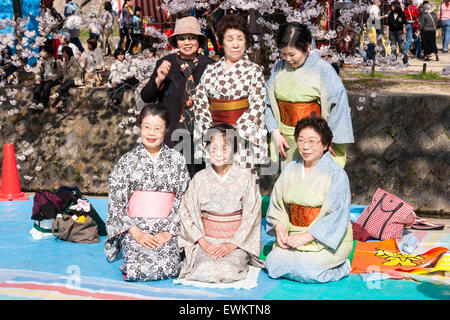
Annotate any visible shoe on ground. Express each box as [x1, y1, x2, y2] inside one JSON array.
[[36, 103, 44, 110], [55, 100, 64, 109], [29, 102, 38, 109]]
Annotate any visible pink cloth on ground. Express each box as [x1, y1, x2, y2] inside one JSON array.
[[128, 191, 175, 218]]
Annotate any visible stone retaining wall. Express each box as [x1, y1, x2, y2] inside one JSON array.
[[0, 84, 449, 214]]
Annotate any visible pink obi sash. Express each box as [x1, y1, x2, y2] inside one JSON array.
[[128, 191, 175, 218], [201, 210, 242, 239]]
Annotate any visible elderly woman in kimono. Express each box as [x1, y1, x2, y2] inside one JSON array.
[[105, 104, 190, 281], [178, 123, 264, 283], [193, 14, 269, 175], [265, 116, 353, 283], [265, 22, 354, 169]]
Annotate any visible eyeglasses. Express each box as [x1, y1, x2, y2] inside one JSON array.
[[176, 35, 198, 42], [142, 125, 164, 134], [297, 139, 322, 147]]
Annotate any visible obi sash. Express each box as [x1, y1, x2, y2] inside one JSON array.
[[277, 100, 321, 127], [128, 191, 175, 218], [289, 204, 322, 227], [209, 97, 249, 125], [201, 210, 242, 239]]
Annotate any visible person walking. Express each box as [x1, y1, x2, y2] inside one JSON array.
[[419, 2, 439, 61], [386, 0, 409, 65], [439, 0, 450, 53]]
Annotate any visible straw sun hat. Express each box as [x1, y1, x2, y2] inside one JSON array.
[[167, 16, 206, 48]]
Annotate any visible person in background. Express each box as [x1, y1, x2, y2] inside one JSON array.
[[101, 1, 115, 56], [130, 6, 143, 55], [368, 0, 387, 56], [121, 0, 134, 54], [404, 0, 420, 56], [88, 11, 102, 42], [30, 45, 59, 110], [64, 0, 84, 53], [108, 48, 139, 107], [439, 0, 450, 53], [386, 0, 409, 66], [52, 46, 82, 109], [57, 32, 79, 60], [419, 2, 439, 61], [79, 37, 105, 87]]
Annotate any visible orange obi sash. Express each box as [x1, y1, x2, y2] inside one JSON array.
[[201, 210, 242, 239], [277, 100, 321, 127], [209, 97, 248, 125], [289, 204, 322, 227], [128, 191, 175, 218]]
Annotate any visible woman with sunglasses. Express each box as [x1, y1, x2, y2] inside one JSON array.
[[140, 16, 215, 178]]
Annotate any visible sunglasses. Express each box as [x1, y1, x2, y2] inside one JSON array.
[[176, 35, 198, 42]]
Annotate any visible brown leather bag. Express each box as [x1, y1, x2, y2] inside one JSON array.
[[52, 213, 100, 243]]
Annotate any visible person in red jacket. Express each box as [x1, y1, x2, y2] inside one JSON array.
[[404, 0, 420, 55]]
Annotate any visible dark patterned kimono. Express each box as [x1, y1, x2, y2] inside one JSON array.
[[104, 143, 190, 281]]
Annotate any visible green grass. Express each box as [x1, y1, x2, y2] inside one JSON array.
[[350, 71, 448, 81]]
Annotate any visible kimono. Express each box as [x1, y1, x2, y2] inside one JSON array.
[[265, 152, 354, 283], [105, 143, 190, 281], [193, 55, 269, 172], [265, 51, 354, 168], [178, 165, 264, 283]]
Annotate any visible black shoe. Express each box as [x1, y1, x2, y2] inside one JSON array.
[[424, 56, 430, 61]]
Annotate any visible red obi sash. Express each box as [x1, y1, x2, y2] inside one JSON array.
[[289, 204, 322, 227], [277, 100, 321, 127], [128, 191, 175, 218], [201, 210, 242, 239], [209, 97, 249, 125]]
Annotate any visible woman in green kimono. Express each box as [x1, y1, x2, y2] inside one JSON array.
[[265, 22, 354, 169], [265, 116, 353, 283]]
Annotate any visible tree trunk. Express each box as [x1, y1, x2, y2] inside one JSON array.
[[12, 0, 22, 20]]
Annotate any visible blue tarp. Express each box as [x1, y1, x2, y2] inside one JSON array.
[[0, 0, 41, 65]]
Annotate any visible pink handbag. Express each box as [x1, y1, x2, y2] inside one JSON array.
[[355, 188, 415, 240]]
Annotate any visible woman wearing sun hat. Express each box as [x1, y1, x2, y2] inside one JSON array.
[[141, 16, 215, 178]]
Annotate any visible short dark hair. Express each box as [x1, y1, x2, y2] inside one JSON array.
[[276, 22, 312, 52], [205, 123, 239, 154], [294, 114, 333, 149], [41, 44, 53, 56], [138, 104, 170, 130], [104, 1, 112, 12], [216, 14, 250, 47], [135, 6, 141, 12], [87, 37, 98, 50], [61, 46, 74, 59], [114, 48, 125, 59]]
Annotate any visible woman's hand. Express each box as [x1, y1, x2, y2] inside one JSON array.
[[129, 226, 160, 248], [285, 232, 314, 249], [211, 243, 237, 260], [198, 237, 218, 256], [155, 60, 171, 88], [275, 223, 289, 249], [153, 231, 173, 247], [271, 129, 290, 158]]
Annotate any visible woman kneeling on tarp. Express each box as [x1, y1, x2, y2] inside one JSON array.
[[265, 116, 353, 284], [178, 123, 264, 283], [105, 104, 190, 281]]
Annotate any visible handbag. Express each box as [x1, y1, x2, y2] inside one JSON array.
[[52, 213, 100, 243], [51, 197, 106, 243], [355, 188, 416, 240]]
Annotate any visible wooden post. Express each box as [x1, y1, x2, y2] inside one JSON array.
[[422, 63, 427, 74]]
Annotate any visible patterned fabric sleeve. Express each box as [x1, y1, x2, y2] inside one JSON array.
[[308, 167, 351, 251], [230, 169, 262, 258], [166, 152, 190, 236], [178, 173, 204, 244], [320, 63, 354, 144], [193, 66, 213, 161], [104, 153, 134, 262]]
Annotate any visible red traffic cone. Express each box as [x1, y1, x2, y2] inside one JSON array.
[[0, 144, 29, 201]]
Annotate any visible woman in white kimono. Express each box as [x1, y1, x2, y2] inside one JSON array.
[[178, 123, 264, 283], [105, 104, 190, 281], [193, 14, 269, 175], [265, 116, 353, 284]]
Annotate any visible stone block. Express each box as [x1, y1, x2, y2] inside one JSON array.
[[425, 119, 447, 140], [414, 131, 435, 151], [383, 142, 403, 162]]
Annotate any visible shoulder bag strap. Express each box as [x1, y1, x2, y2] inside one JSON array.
[[428, 12, 437, 30]]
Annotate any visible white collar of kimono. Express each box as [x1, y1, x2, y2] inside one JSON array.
[[220, 54, 249, 72], [141, 143, 164, 162], [295, 151, 334, 176], [210, 164, 233, 182]]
